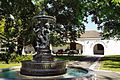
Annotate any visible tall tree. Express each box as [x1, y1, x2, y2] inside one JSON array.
[[0, 0, 36, 55]]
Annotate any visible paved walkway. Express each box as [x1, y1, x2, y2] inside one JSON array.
[[67, 56, 120, 80], [67, 56, 99, 68], [95, 70, 120, 80]]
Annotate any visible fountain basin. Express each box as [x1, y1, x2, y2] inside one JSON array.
[[0, 66, 95, 80], [20, 60, 66, 76]]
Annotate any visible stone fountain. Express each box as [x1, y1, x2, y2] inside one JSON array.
[[0, 13, 95, 80], [20, 14, 66, 76]]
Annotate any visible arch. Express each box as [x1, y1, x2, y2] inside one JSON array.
[[93, 44, 104, 55], [76, 43, 83, 54], [90, 41, 107, 48]]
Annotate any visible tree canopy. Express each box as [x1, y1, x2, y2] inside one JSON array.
[[43, 0, 88, 46], [87, 0, 120, 39], [0, 0, 37, 55], [0, 0, 120, 55]]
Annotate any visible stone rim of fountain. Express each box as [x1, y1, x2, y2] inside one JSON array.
[[0, 65, 95, 80]]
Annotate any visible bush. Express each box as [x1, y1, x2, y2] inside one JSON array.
[[0, 52, 11, 64], [10, 54, 33, 63], [0, 53, 33, 63]]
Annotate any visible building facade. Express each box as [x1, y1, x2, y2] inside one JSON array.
[[52, 30, 120, 56]]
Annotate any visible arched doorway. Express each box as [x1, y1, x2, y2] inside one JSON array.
[[76, 44, 83, 54], [94, 44, 104, 55], [69, 43, 83, 54]]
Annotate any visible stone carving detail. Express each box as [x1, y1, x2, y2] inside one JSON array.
[[33, 22, 50, 49]]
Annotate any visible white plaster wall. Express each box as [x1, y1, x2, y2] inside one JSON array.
[[82, 40, 94, 55], [22, 44, 35, 55], [52, 44, 69, 53], [51, 39, 120, 56], [80, 39, 120, 55], [103, 40, 120, 55]]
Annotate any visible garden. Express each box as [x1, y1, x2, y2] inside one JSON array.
[[0, 0, 120, 78], [100, 55, 120, 72]]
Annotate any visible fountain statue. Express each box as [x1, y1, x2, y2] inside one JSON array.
[[20, 14, 66, 76]]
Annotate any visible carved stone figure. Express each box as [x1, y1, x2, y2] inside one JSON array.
[[33, 22, 50, 49]]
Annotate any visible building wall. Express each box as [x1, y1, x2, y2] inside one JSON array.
[[51, 38, 120, 56], [52, 44, 70, 53], [103, 40, 120, 55], [22, 44, 35, 55], [80, 39, 120, 56]]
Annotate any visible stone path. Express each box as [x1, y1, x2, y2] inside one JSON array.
[[67, 56, 99, 68], [95, 70, 120, 80]]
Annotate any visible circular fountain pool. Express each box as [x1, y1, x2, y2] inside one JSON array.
[[0, 66, 95, 80]]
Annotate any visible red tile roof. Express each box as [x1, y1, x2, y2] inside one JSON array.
[[80, 30, 101, 38]]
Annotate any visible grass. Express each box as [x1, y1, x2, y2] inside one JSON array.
[[100, 55, 120, 72], [54, 55, 86, 61], [0, 63, 21, 69]]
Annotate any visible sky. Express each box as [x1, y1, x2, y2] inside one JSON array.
[[84, 15, 100, 31]]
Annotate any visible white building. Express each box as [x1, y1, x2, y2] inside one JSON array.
[[1, 30, 120, 56], [52, 30, 120, 56]]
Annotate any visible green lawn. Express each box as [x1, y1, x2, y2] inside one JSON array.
[[54, 55, 86, 61], [100, 55, 120, 72], [0, 63, 21, 69]]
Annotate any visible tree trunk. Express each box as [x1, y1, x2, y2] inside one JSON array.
[[17, 37, 23, 55]]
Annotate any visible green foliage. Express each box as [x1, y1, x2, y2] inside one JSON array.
[[55, 56, 86, 61], [12, 55, 33, 63], [0, 0, 120, 55], [112, 0, 120, 3], [49, 32, 66, 46], [45, 0, 86, 43], [0, 18, 5, 33], [0, 0, 37, 55], [100, 55, 120, 61], [0, 53, 33, 63], [0, 63, 20, 68], [0, 53, 11, 64], [86, 0, 120, 39], [100, 55, 120, 72]]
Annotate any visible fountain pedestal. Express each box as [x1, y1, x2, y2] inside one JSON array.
[[20, 15, 66, 76], [20, 60, 66, 76], [33, 48, 54, 62]]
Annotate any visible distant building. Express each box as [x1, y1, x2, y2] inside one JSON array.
[[22, 44, 35, 55], [52, 30, 120, 56]]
